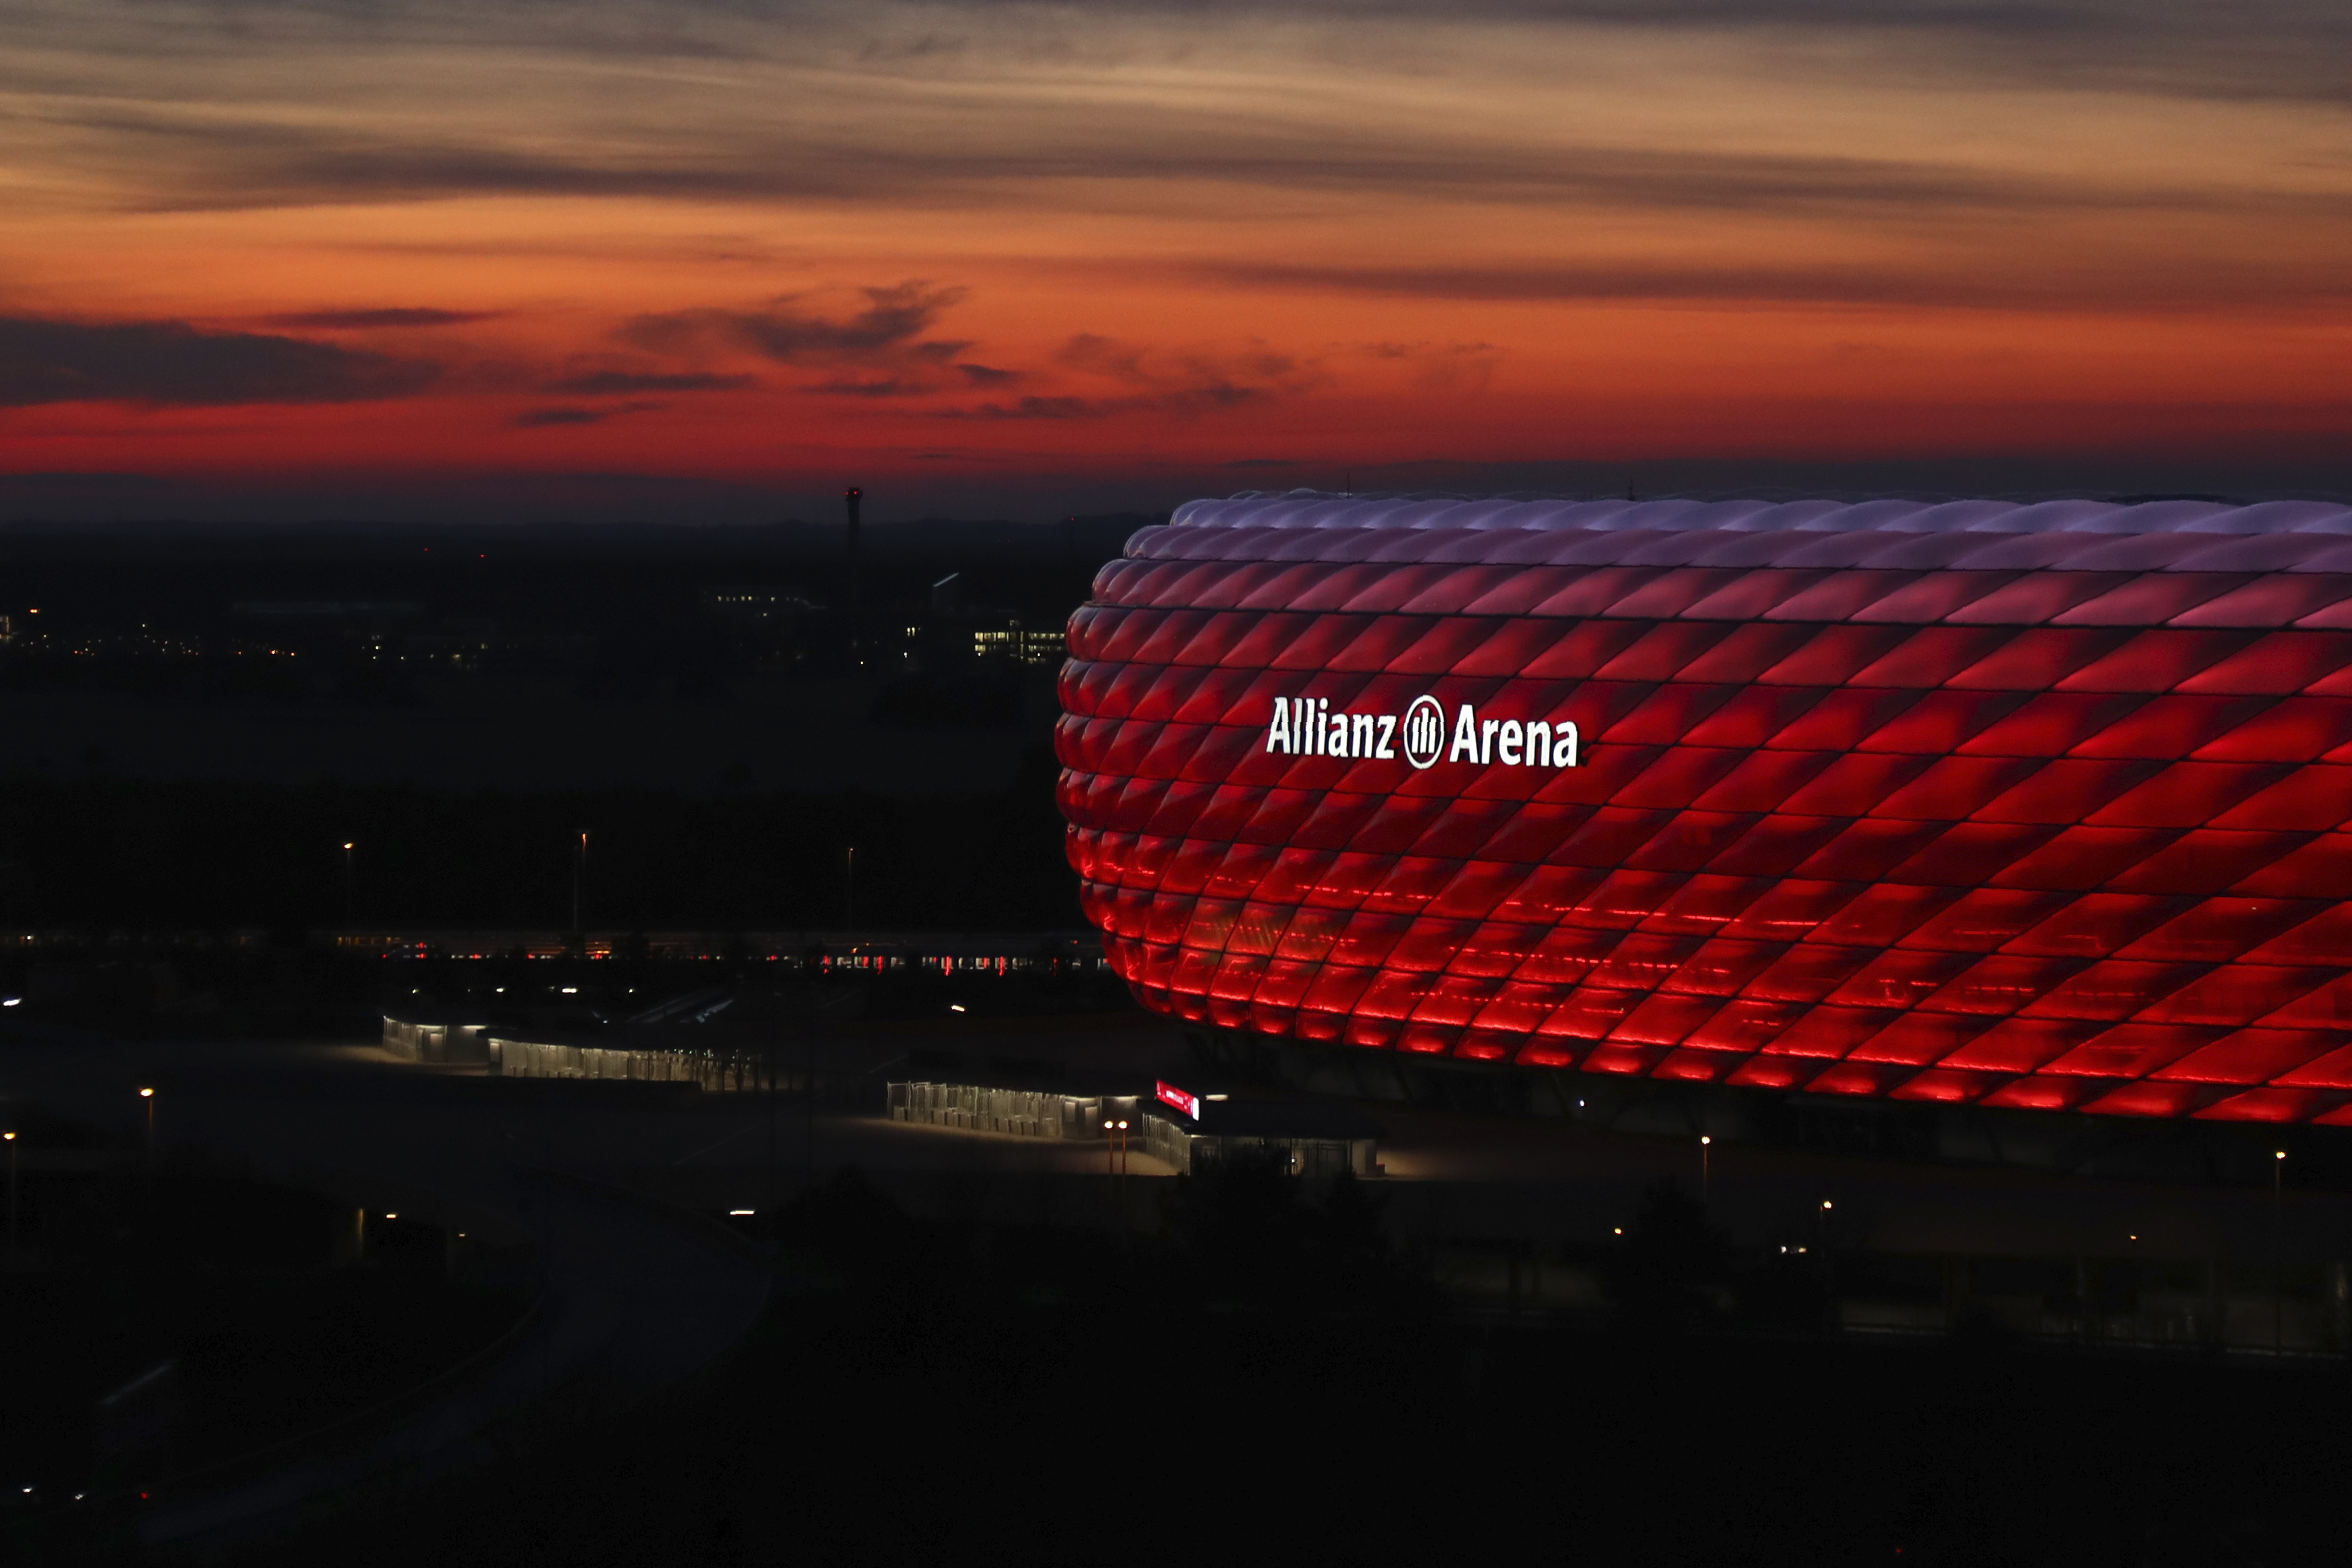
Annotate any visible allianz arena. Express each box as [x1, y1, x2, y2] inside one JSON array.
[[1056, 493, 2352, 1125]]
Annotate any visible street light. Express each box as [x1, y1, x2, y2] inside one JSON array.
[[1102, 1117, 1133, 1221], [139, 1087, 155, 1166], [3, 1131, 16, 1261], [1700, 1135, 1712, 1204], [342, 842, 355, 931], [2275, 1149, 2288, 1354]]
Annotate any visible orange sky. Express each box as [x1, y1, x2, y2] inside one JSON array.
[[4, 0, 2351, 520]]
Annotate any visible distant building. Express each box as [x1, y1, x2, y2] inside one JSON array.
[[702, 588, 821, 622], [973, 619, 1066, 666]]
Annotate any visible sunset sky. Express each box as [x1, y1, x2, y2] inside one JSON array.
[[5, 0, 2351, 521]]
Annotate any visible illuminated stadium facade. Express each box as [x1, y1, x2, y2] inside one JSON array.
[[1056, 493, 2352, 1126]]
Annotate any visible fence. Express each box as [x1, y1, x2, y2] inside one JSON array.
[[1141, 1113, 1380, 1178], [886, 1081, 1139, 1140], [492, 1036, 766, 1093]]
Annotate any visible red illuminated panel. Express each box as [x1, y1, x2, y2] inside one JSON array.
[[1062, 495, 2352, 1121]]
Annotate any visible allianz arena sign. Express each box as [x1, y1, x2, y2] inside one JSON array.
[[1265, 693, 1580, 771], [1057, 493, 2352, 1125]]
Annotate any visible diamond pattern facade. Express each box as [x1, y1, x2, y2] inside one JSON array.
[[1056, 495, 2352, 1124]]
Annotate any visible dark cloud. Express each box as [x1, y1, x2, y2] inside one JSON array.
[[543, 370, 757, 394], [941, 330, 1315, 419], [0, 315, 439, 407], [946, 384, 1270, 421], [261, 307, 498, 329], [510, 400, 665, 427], [622, 283, 966, 362], [617, 282, 1013, 395], [1139, 257, 2352, 313], [807, 377, 927, 397]]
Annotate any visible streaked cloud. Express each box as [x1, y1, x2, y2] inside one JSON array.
[[512, 399, 665, 427], [0, 315, 439, 407], [622, 284, 968, 364], [261, 307, 498, 329], [543, 370, 758, 395]]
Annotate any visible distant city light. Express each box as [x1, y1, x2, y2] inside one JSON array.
[[949, 1003, 965, 1013], [728, 1208, 755, 1216]]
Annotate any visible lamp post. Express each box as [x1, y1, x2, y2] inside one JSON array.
[[3, 1130, 16, 1262], [1700, 1135, 1712, 1206], [342, 841, 355, 931], [1103, 1118, 1134, 1220], [1113, 1117, 1132, 1224], [2275, 1148, 2288, 1354], [139, 1087, 155, 1167]]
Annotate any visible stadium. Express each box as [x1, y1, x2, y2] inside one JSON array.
[[1058, 493, 2352, 1126]]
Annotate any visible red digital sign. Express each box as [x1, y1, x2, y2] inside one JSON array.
[[1058, 494, 2352, 1125], [1157, 1080, 1202, 1119]]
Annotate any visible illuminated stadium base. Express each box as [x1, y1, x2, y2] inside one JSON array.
[[1056, 494, 2352, 1126]]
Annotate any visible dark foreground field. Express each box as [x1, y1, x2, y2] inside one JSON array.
[[225, 1165, 2349, 1568]]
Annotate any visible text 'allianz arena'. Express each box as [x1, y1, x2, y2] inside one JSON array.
[[1056, 493, 2352, 1125]]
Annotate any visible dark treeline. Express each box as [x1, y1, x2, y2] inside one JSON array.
[[0, 747, 1075, 932], [0, 516, 1150, 636]]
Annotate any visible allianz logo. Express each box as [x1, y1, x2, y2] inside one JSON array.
[[1265, 695, 1582, 772]]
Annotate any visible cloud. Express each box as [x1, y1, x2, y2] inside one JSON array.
[[29, 0, 2352, 110], [0, 315, 439, 407], [1140, 258, 2352, 313], [622, 283, 967, 364], [945, 384, 1273, 421], [1356, 340, 1505, 393], [962, 331, 1318, 419], [511, 399, 665, 427], [43, 89, 2249, 226], [617, 281, 1015, 397], [261, 307, 499, 329], [807, 377, 928, 397], [543, 370, 758, 394]]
